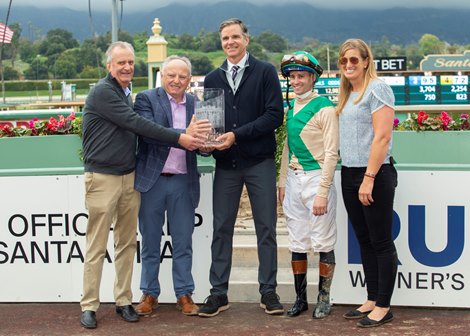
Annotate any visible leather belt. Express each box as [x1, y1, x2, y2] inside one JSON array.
[[160, 173, 175, 177]]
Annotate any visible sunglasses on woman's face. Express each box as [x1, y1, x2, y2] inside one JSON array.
[[339, 56, 360, 65]]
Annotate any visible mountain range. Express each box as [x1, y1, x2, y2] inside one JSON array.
[[2, 2, 470, 45]]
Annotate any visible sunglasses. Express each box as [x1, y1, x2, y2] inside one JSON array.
[[338, 56, 361, 65], [281, 54, 323, 76]]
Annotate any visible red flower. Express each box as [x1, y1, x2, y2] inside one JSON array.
[[417, 111, 428, 125]]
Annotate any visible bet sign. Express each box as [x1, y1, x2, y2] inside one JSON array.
[[374, 57, 407, 71]]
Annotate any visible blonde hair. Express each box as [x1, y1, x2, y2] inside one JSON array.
[[336, 39, 378, 114]]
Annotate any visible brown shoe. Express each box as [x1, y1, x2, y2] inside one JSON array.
[[135, 293, 158, 316], [176, 294, 199, 316]]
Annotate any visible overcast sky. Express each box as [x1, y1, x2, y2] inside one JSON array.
[[6, 0, 470, 12]]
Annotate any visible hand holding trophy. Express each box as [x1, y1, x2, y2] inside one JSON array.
[[194, 88, 225, 151]]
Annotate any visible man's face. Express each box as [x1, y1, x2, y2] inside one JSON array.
[[161, 59, 191, 102], [106, 46, 134, 88], [220, 23, 249, 64]]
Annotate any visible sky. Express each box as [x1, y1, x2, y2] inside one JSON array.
[[5, 0, 470, 12]]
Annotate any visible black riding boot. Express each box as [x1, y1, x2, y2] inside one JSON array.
[[287, 259, 308, 317]]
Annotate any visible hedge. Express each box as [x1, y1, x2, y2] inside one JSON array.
[[3, 77, 148, 91]]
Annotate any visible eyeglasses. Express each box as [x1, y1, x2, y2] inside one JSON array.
[[338, 56, 361, 65], [281, 54, 323, 76]]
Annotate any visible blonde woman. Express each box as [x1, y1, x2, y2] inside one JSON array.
[[337, 39, 398, 328]]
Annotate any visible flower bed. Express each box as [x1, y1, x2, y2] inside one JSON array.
[[394, 111, 469, 131]]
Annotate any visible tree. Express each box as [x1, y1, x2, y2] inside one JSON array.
[[24, 57, 48, 80], [19, 39, 39, 63], [176, 33, 198, 50], [38, 28, 78, 55], [190, 55, 213, 75], [199, 31, 221, 52], [2, 22, 22, 67], [419, 34, 445, 56], [54, 54, 78, 79], [79, 39, 104, 70], [2, 66, 20, 80], [133, 31, 149, 53], [254, 31, 287, 53], [80, 65, 105, 79], [134, 59, 148, 77], [247, 42, 268, 62]]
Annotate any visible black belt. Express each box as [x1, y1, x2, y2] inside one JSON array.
[[160, 173, 175, 177]]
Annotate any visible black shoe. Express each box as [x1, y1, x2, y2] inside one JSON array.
[[357, 311, 394, 328], [287, 300, 308, 317], [343, 309, 372, 320], [116, 305, 139, 322], [260, 292, 284, 315], [80, 310, 97, 329], [198, 294, 230, 317]]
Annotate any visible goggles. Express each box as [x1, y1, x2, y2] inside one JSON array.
[[281, 54, 323, 77], [338, 56, 360, 65]]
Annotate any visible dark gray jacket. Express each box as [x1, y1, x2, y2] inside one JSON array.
[[82, 73, 180, 174]]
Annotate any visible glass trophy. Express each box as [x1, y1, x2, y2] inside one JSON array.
[[194, 88, 225, 145]]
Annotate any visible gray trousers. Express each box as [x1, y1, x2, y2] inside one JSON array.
[[209, 158, 278, 296]]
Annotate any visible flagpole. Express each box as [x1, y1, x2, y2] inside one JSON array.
[[1, 0, 14, 104]]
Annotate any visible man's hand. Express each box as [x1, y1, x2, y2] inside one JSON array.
[[213, 131, 236, 151], [312, 195, 328, 216], [178, 133, 205, 151], [278, 186, 285, 205], [186, 115, 212, 139]]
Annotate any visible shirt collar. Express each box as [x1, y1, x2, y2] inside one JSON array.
[[166, 91, 186, 105], [227, 52, 249, 71]]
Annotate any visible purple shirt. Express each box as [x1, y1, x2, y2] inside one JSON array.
[[162, 93, 187, 174]]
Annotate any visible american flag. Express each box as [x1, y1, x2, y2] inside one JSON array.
[[0, 22, 14, 44]]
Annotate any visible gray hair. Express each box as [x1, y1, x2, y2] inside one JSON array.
[[161, 55, 192, 76], [105, 41, 135, 63], [219, 18, 249, 37]]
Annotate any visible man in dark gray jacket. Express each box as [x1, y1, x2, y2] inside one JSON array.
[[80, 41, 207, 329]]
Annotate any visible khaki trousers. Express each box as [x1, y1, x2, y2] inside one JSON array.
[[80, 171, 140, 312]]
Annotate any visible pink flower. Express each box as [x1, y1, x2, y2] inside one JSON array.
[[393, 118, 399, 127]]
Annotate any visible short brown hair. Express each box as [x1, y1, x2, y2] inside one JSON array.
[[219, 18, 249, 37]]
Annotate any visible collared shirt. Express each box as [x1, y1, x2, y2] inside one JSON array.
[[226, 52, 249, 93], [162, 93, 187, 174], [123, 86, 131, 97]]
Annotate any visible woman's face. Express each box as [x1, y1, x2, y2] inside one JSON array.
[[289, 70, 315, 95], [339, 48, 369, 85]]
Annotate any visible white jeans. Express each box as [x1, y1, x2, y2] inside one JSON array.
[[283, 168, 337, 253]]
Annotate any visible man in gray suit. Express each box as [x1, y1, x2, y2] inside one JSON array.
[[134, 55, 206, 317]]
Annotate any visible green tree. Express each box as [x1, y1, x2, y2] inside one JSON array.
[[2, 65, 20, 80], [24, 57, 48, 80], [254, 31, 287, 53], [405, 44, 423, 70], [19, 39, 39, 63], [2, 22, 22, 67], [419, 34, 445, 56], [80, 65, 105, 79], [190, 55, 214, 75], [79, 39, 104, 69], [133, 31, 149, 53], [54, 54, 78, 79], [134, 59, 148, 77], [248, 42, 268, 62], [199, 31, 221, 52], [176, 33, 198, 50], [38, 28, 78, 55]]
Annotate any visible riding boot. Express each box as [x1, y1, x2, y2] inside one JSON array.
[[287, 259, 308, 317], [313, 262, 335, 319]]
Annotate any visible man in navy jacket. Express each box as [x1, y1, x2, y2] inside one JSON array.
[[198, 18, 284, 318]]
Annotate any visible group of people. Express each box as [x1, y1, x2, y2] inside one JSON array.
[[79, 17, 398, 331]]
